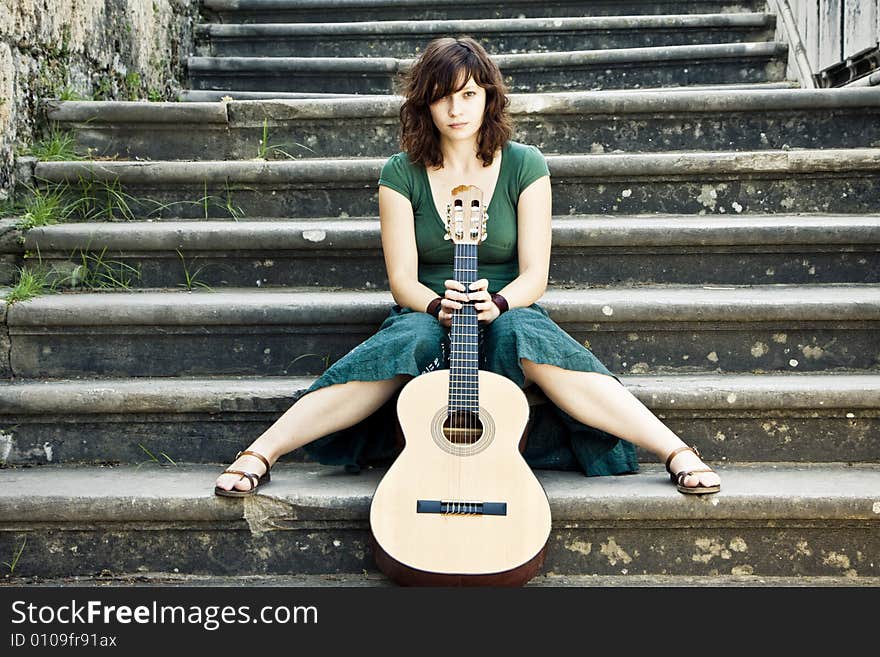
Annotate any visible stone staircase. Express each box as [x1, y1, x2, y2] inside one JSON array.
[[1, 0, 879, 585]]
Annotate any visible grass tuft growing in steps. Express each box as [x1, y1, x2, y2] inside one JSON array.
[[177, 249, 214, 292], [136, 444, 177, 469], [2, 537, 27, 576], [66, 246, 142, 290], [4, 264, 57, 305], [26, 122, 83, 162], [256, 117, 316, 160]]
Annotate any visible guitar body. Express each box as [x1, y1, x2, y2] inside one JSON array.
[[369, 368, 552, 586]]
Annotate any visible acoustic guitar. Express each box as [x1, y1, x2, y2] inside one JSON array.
[[369, 184, 552, 586]]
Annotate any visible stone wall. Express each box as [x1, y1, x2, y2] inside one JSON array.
[[0, 0, 199, 201]]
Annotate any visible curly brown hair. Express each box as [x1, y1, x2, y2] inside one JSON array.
[[398, 37, 513, 169]]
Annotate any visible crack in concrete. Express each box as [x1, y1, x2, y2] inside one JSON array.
[[3, 293, 11, 380], [241, 495, 298, 534]]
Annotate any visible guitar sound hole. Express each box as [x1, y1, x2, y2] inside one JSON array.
[[442, 411, 484, 445]]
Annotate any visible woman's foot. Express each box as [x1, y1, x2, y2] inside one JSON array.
[[665, 445, 721, 494], [214, 449, 273, 495]]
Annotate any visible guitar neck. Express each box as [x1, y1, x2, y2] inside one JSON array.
[[449, 242, 479, 414]]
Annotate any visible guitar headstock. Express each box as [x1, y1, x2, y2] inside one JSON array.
[[443, 184, 488, 245]]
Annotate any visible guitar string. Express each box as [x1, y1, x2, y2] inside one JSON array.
[[454, 239, 461, 515], [467, 242, 475, 515], [451, 199, 470, 514], [453, 221, 478, 514], [457, 233, 470, 513], [464, 201, 472, 514], [455, 201, 462, 514], [450, 190, 483, 515]]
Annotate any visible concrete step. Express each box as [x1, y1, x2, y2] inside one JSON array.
[[46, 88, 880, 160], [1, 373, 877, 465], [177, 81, 801, 101], [17, 215, 880, 289], [0, 462, 877, 579], [200, 0, 769, 22], [26, 148, 880, 218], [187, 42, 788, 94], [0, 219, 18, 285], [7, 572, 879, 587], [4, 285, 879, 378], [194, 14, 777, 58]]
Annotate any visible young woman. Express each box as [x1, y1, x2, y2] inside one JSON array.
[[214, 37, 721, 497]]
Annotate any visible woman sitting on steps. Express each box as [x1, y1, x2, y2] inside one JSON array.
[[214, 36, 721, 498]]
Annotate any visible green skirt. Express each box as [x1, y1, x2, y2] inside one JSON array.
[[300, 303, 639, 476]]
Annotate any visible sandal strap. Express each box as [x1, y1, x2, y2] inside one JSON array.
[[236, 449, 271, 474], [222, 469, 258, 490], [665, 444, 701, 474], [676, 468, 716, 484]]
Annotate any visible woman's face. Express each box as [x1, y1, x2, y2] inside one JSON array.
[[428, 75, 487, 145]]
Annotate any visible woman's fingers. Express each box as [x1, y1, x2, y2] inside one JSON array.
[[445, 279, 490, 304]]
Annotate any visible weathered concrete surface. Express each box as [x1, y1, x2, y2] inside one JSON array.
[[179, 81, 801, 102], [31, 149, 880, 218], [0, 462, 877, 578], [0, 373, 877, 465], [5, 285, 880, 377], [6, 572, 879, 587], [201, 0, 768, 22], [188, 42, 787, 94], [0, 0, 199, 201], [0, 218, 22, 285], [196, 14, 776, 58], [46, 100, 231, 124], [0, 287, 8, 378], [47, 87, 880, 159], [20, 216, 880, 288]]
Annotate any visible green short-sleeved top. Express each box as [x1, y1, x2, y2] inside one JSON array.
[[378, 141, 551, 296]]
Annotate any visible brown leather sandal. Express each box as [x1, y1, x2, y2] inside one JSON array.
[[665, 444, 720, 495], [214, 450, 272, 497]]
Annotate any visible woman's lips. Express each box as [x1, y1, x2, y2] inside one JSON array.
[[449, 123, 468, 128]]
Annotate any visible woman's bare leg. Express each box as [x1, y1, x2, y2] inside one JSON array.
[[521, 359, 720, 489], [215, 374, 412, 492]]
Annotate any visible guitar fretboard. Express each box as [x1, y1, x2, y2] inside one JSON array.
[[449, 242, 479, 413]]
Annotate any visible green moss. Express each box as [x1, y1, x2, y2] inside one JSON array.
[[124, 71, 143, 101], [93, 73, 114, 101], [57, 86, 89, 101], [36, 58, 67, 99]]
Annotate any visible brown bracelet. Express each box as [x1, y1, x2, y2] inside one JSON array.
[[491, 293, 509, 314], [426, 297, 443, 318]]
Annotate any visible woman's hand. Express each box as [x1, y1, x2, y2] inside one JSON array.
[[438, 278, 502, 328]]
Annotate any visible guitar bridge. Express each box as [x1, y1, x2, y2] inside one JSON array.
[[416, 500, 507, 516]]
